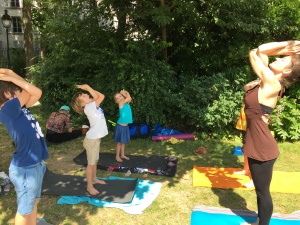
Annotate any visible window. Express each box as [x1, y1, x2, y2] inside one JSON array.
[[12, 17, 22, 33], [4, 0, 21, 7], [11, 0, 20, 7], [13, 40, 24, 48], [4, 0, 9, 7]]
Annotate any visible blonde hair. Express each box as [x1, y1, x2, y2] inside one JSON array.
[[71, 92, 84, 115]]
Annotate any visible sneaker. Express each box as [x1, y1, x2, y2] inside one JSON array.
[[1, 178, 10, 195], [0, 171, 8, 179]]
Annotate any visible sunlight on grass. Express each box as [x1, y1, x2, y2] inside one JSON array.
[[0, 104, 299, 224]]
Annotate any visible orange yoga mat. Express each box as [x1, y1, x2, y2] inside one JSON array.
[[193, 166, 300, 193]]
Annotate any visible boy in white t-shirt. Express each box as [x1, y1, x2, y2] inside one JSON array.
[[71, 84, 108, 195]]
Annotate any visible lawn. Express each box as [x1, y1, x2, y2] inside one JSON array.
[[0, 105, 299, 225]]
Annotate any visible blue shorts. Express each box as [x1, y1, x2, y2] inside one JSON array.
[[9, 161, 46, 216], [114, 124, 130, 144]]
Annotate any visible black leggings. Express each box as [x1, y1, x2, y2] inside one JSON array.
[[247, 157, 277, 225], [46, 129, 82, 143]]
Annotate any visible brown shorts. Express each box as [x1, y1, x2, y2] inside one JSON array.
[[83, 137, 101, 165]]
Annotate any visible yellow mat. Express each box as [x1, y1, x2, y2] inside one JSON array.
[[193, 166, 300, 193]]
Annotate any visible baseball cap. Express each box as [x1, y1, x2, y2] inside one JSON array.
[[60, 105, 70, 111]]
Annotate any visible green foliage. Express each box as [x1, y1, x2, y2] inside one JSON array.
[[10, 48, 27, 78], [0, 48, 26, 78], [162, 70, 246, 137], [285, 82, 300, 100], [270, 96, 300, 142], [30, 0, 300, 140], [266, 0, 300, 40], [31, 30, 176, 128]]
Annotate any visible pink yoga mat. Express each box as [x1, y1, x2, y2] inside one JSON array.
[[152, 134, 195, 141]]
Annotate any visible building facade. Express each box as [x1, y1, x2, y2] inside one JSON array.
[[0, 0, 24, 56], [0, 0, 40, 67]]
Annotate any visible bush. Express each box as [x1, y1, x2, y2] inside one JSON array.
[[0, 48, 26, 78], [270, 96, 300, 142], [162, 70, 246, 138], [31, 40, 177, 129]]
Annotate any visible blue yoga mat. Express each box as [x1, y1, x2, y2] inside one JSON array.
[[58, 176, 162, 214], [191, 205, 300, 225]]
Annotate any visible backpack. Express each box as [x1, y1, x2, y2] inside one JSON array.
[[129, 123, 150, 139]]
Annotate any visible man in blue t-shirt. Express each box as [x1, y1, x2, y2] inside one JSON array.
[[0, 69, 49, 225]]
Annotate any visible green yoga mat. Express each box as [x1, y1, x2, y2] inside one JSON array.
[[42, 168, 138, 203]]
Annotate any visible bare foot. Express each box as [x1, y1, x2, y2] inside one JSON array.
[[121, 155, 130, 160], [116, 157, 123, 162], [87, 186, 99, 195], [93, 178, 106, 185], [243, 179, 254, 188]]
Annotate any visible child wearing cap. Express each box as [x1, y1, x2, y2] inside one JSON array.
[[46, 105, 82, 143]]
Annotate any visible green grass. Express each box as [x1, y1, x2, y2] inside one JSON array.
[[0, 105, 299, 225]]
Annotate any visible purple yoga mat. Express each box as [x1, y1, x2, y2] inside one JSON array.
[[152, 133, 195, 141]]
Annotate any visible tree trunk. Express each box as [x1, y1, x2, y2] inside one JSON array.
[[39, 33, 46, 60], [22, 0, 35, 78], [160, 0, 167, 62]]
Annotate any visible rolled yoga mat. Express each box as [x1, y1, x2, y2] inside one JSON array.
[[152, 133, 195, 141]]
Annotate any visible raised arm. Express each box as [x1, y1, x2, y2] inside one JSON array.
[[258, 41, 300, 57], [249, 41, 300, 83], [120, 89, 132, 103], [0, 69, 42, 107], [76, 84, 105, 106], [249, 48, 275, 83]]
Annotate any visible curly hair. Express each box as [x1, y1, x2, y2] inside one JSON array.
[[71, 92, 85, 115], [0, 81, 22, 106], [282, 54, 300, 85]]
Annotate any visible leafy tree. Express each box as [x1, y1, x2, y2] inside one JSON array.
[[270, 96, 300, 142], [30, 0, 300, 139]]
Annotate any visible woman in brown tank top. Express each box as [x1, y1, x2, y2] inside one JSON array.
[[241, 41, 300, 225]]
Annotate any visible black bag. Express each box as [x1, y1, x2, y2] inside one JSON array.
[[129, 123, 150, 139]]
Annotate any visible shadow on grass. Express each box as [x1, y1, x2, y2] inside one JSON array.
[[211, 188, 250, 210], [1, 105, 249, 224], [130, 138, 243, 186]]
